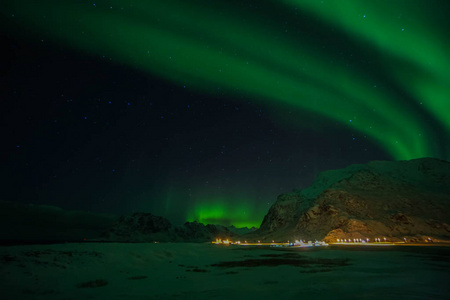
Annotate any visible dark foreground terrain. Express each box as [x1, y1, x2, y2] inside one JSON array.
[[1, 242, 449, 299]]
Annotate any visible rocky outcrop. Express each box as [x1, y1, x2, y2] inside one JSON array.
[[252, 158, 450, 242], [109, 213, 172, 235], [175, 221, 234, 242], [259, 193, 304, 233], [102, 214, 237, 242], [103, 213, 174, 242], [227, 225, 258, 235]]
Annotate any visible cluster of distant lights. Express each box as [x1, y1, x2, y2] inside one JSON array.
[[214, 239, 270, 245], [214, 237, 438, 246], [213, 239, 325, 246], [214, 238, 390, 245], [336, 237, 388, 243], [336, 237, 437, 243]]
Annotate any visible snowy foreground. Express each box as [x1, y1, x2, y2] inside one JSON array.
[[1, 243, 449, 299]]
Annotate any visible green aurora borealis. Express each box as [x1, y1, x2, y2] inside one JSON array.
[[3, 0, 449, 227], [186, 199, 261, 228]]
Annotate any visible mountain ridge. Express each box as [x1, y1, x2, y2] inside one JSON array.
[[100, 212, 257, 242]]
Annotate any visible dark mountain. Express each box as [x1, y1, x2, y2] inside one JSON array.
[[101, 213, 236, 242], [0, 203, 240, 244]]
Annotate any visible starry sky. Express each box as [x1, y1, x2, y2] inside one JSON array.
[[1, 0, 449, 227]]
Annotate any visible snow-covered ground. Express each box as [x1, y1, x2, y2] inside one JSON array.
[[1, 243, 449, 299]]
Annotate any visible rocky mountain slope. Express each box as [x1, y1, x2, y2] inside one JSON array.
[[251, 158, 450, 242]]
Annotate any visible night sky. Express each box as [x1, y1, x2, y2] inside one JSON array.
[[1, 0, 449, 227]]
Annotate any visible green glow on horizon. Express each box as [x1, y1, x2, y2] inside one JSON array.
[[3, 0, 449, 161], [186, 199, 263, 228]]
